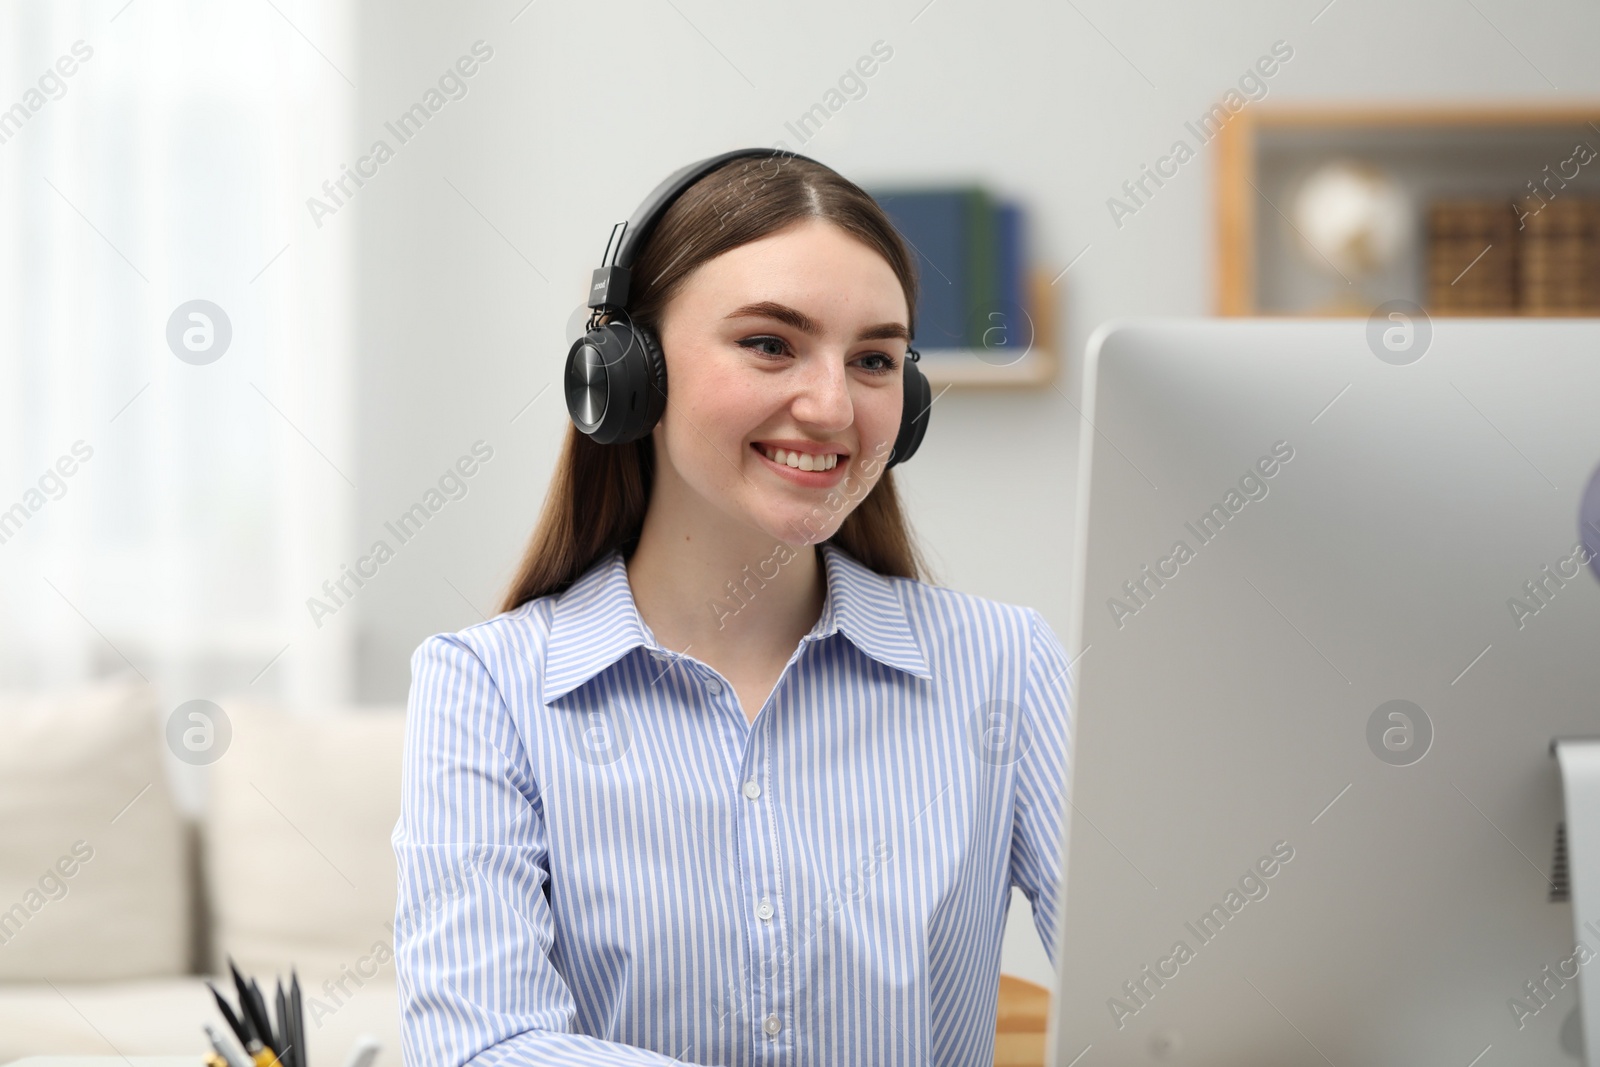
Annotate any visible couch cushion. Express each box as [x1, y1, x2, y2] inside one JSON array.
[[203, 698, 405, 979], [0, 677, 190, 981]]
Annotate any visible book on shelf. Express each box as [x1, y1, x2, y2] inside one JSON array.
[[993, 200, 1027, 350], [1425, 200, 1516, 314], [865, 185, 1031, 353], [1519, 197, 1600, 315], [1425, 195, 1600, 315]]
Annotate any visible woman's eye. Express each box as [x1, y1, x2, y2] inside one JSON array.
[[738, 336, 789, 358], [737, 336, 898, 375], [858, 352, 898, 375]]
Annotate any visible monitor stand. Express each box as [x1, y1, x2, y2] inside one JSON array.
[[1554, 738, 1600, 1067]]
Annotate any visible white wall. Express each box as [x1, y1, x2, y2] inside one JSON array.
[[346, 0, 1600, 991]]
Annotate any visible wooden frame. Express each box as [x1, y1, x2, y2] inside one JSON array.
[[1215, 103, 1600, 316]]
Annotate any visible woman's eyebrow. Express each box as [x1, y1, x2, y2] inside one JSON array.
[[725, 300, 910, 343]]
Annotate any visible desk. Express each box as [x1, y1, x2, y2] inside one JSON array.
[[2, 1059, 196, 1066]]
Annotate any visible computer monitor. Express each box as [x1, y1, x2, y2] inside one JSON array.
[[1053, 319, 1600, 1067]]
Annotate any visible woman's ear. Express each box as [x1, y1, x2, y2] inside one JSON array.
[[646, 418, 669, 478]]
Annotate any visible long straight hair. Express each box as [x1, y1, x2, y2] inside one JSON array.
[[499, 153, 934, 613]]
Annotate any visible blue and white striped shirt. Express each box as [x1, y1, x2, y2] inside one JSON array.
[[392, 541, 1072, 1066]]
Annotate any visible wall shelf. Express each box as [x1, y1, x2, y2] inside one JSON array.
[[1215, 103, 1600, 316], [914, 265, 1060, 387], [916, 347, 1057, 388]]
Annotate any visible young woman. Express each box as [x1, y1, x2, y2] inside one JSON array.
[[392, 150, 1073, 1066]]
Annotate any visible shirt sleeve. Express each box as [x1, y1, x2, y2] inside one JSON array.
[[1007, 608, 1074, 969], [393, 632, 725, 1067]]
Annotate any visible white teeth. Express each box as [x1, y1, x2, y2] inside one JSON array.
[[759, 445, 838, 471]]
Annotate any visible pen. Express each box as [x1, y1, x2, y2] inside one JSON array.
[[205, 1022, 253, 1067], [340, 1036, 380, 1067]]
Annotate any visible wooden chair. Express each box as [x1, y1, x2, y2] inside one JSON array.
[[994, 974, 1051, 1067]]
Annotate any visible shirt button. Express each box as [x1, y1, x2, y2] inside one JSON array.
[[742, 779, 761, 800], [705, 677, 723, 695], [756, 899, 774, 921], [763, 1014, 782, 1036]]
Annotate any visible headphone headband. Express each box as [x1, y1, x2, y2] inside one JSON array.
[[586, 148, 820, 314]]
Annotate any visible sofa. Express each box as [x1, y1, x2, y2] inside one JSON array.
[[0, 677, 405, 1064]]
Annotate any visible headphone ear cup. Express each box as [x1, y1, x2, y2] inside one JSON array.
[[564, 328, 610, 439], [564, 320, 669, 446], [636, 325, 668, 436], [886, 356, 931, 469]]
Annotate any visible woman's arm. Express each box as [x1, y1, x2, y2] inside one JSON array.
[[1007, 608, 1074, 968], [393, 632, 725, 1066]]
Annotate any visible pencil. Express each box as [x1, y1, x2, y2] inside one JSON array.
[[227, 959, 261, 1046], [275, 977, 291, 1067], [290, 969, 306, 1067], [247, 977, 275, 1056], [206, 981, 251, 1050]]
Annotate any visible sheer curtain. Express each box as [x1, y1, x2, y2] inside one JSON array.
[[0, 0, 355, 715]]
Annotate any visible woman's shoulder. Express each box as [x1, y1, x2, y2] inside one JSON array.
[[846, 556, 1062, 676], [885, 572, 1072, 713], [406, 543, 636, 703], [410, 548, 625, 673], [875, 559, 1051, 637], [408, 596, 558, 682]]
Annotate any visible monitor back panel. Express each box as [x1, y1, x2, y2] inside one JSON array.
[[1054, 319, 1600, 1067]]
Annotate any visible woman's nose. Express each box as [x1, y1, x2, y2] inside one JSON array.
[[790, 356, 854, 427]]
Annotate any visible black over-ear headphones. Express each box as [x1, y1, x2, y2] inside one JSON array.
[[564, 147, 932, 468]]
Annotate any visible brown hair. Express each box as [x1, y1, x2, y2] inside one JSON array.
[[499, 153, 934, 613]]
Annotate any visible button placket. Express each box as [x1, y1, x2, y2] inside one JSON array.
[[736, 741, 789, 1051]]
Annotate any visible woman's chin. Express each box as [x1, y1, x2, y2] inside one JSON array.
[[755, 512, 837, 548]]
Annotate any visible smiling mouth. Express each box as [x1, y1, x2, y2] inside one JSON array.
[[752, 443, 845, 471]]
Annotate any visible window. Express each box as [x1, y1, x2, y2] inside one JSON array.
[[0, 0, 356, 713]]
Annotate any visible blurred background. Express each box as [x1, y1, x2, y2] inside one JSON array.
[[2, 0, 1599, 1062]]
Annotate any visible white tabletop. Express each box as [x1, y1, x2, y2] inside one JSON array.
[[2, 1059, 198, 1066]]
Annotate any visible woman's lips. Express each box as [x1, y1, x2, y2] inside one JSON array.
[[751, 442, 849, 487]]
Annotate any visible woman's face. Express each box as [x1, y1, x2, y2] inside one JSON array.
[[651, 217, 910, 547]]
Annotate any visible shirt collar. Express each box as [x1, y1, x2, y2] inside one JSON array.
[[541, 541, 933, 705]]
